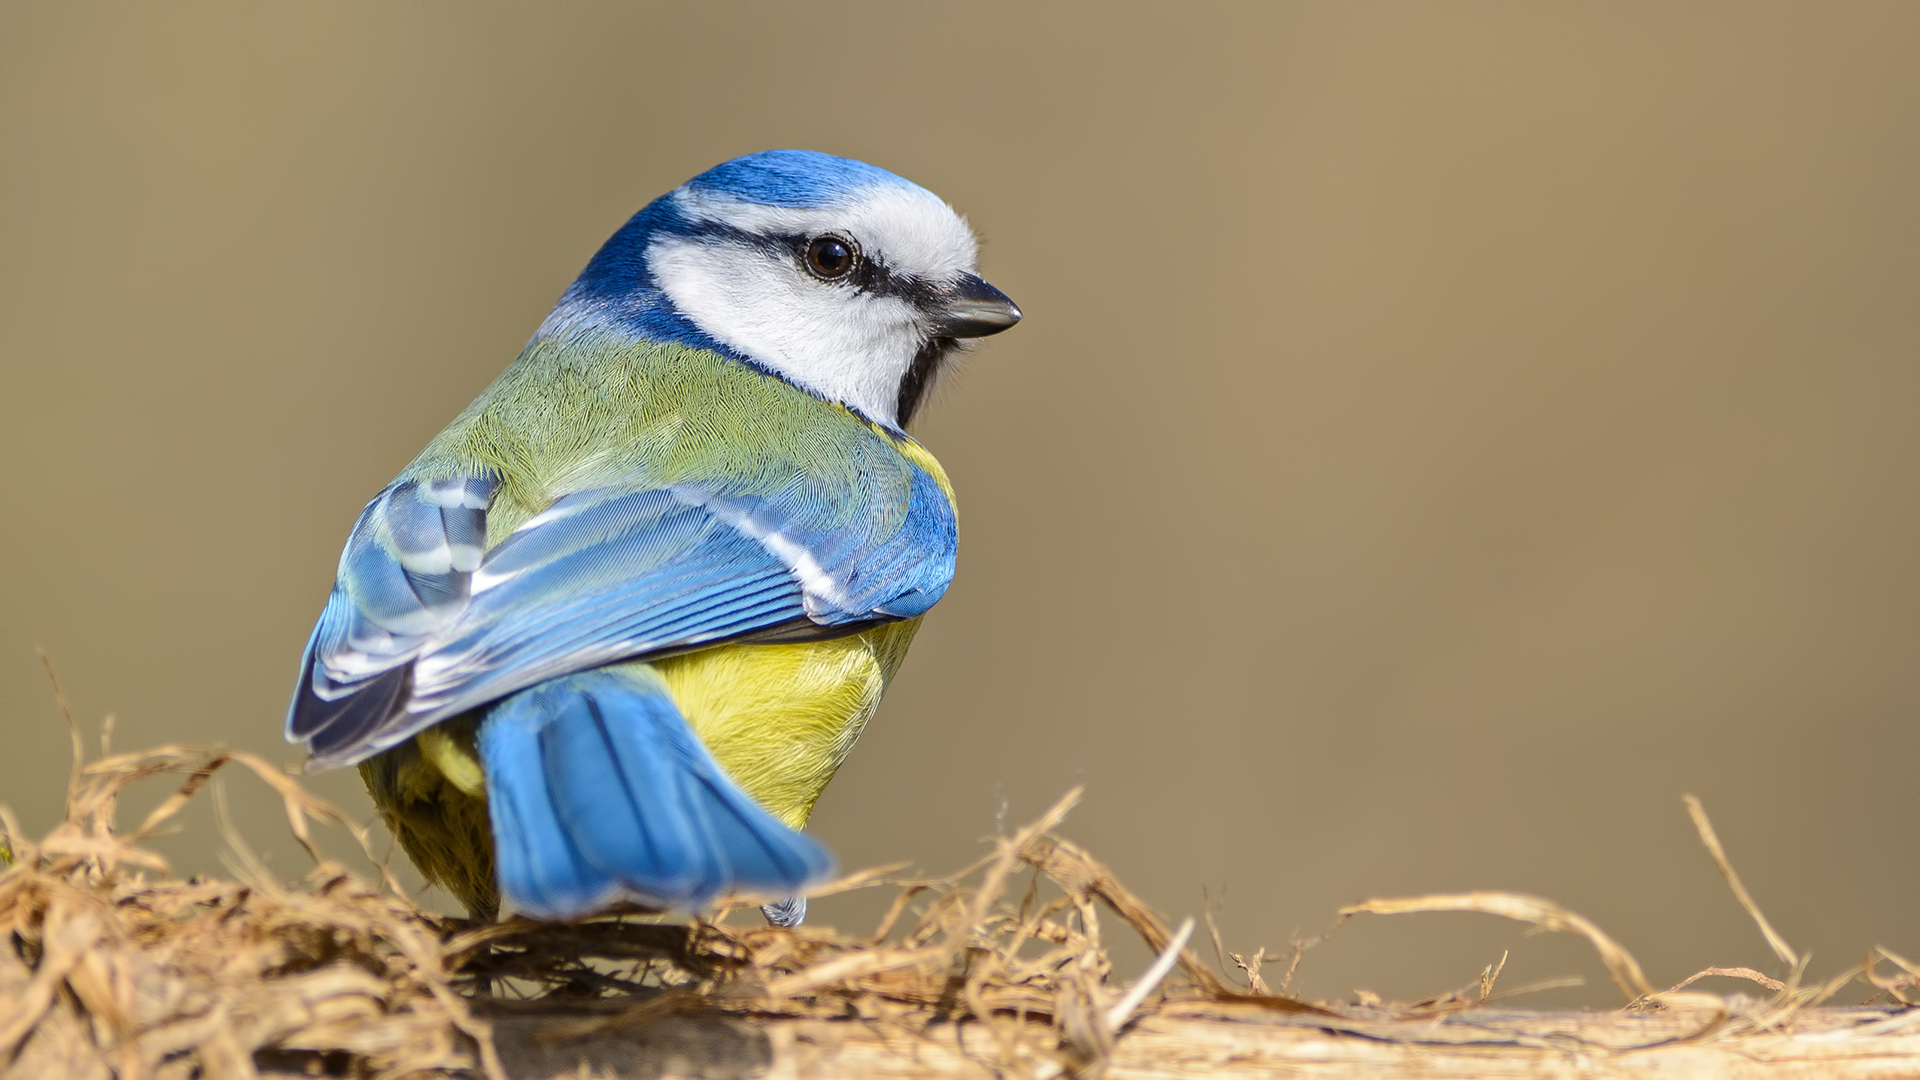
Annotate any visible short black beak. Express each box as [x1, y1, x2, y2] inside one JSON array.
[[929, 273, 1022, 338]]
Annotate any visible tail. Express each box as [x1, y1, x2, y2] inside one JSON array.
[[476, 665, 833, 919]]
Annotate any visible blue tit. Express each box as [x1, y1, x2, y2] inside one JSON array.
[[284, 150, 1019, 924]]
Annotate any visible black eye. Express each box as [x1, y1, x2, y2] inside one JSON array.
[[805, 235, 858, 280]]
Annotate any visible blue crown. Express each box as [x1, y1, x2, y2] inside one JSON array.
[[684, 149, 919, 209]]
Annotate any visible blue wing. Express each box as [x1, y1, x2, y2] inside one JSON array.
[[287, 461, 954, 770]]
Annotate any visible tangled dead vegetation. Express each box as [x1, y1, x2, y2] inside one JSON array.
[[7, 727, 1920, 1078]]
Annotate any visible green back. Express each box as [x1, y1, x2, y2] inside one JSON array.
[[402, 327, 936, 544]]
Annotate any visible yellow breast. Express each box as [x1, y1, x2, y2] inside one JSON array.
[[649, 618, 922, 829], [363, 619, 923, 916]]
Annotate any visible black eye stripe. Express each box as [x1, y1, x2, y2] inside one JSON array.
[[683, 225, 920, 298]]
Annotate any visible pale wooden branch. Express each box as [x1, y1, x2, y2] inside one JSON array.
[[481, 1001, 1920, 1079]]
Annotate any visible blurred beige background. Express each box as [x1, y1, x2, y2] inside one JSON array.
[[3, 3, 1916, 1006]]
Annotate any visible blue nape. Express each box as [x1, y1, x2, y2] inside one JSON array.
[[477, 666, 833, 919]]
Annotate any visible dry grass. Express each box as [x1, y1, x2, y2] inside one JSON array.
[[7, 709, 1920, 1077]]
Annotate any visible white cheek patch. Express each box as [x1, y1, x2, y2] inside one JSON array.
[[649, 235, 924, 425]]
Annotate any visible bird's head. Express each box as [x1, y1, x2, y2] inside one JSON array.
[[554, 149, 1021, 429]]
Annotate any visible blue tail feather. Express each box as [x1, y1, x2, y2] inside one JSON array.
[[481, 722, 613, 917], [476, 666, 833, 920]]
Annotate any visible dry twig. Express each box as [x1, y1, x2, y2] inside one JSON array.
[[5, 718, 1920, 1078]]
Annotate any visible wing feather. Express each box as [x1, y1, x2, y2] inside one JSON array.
[[288, 454, 955, 770]]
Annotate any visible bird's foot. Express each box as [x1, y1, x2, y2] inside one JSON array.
[[761, 896, 807, 927]]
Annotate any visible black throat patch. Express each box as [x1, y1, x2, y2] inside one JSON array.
[[897, 336, 959, 429]]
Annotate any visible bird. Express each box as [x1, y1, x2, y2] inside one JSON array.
[[283, 149, 1020, 925]]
